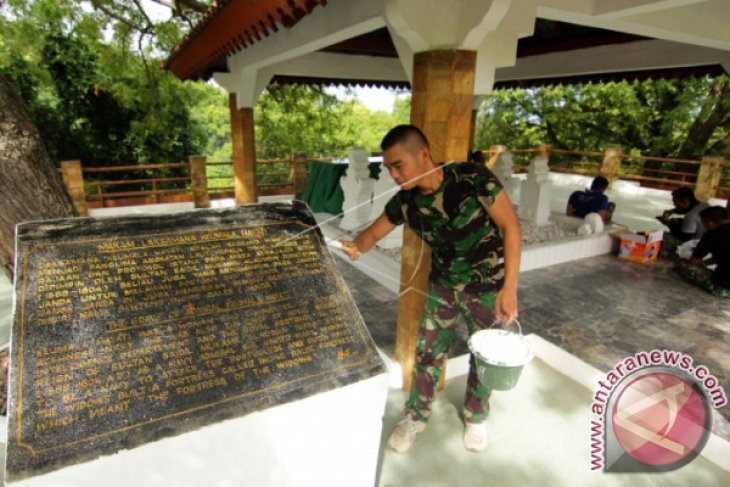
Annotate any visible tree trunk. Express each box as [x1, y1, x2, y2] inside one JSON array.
[[676, 77, 730, 160], [0, 75, 76, 279]]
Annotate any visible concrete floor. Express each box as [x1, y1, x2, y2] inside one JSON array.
[[376, 354, 729, 487], [335, 252, 730, 440], [334, 252, 730, 485]]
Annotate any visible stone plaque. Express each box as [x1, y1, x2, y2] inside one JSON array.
[[6, 202, 386, 480]]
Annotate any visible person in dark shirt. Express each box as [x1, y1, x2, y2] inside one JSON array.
[[566, 176, 612, 222], [676, 206, 730, 297]]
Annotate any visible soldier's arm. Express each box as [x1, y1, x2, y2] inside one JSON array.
[[487, 191, 521, 324], [340, 213, 397, 260]]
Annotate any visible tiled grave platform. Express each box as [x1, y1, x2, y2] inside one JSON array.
[[376, 338, 730, 486]]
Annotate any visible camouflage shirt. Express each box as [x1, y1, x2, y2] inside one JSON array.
[[384, 162, 505, 292]]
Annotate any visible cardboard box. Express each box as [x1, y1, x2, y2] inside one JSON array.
[[612, 229, 664, 263]]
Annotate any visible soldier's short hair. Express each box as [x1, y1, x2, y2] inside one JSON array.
[[381, 125, 430, 153]]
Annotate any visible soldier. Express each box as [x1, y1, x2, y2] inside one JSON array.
[[676, 205, 730, 297], [340, 125, 521, 453]]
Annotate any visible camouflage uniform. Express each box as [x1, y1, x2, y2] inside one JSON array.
[[676, 260, 730, 297], [384, 162, 505, 423]]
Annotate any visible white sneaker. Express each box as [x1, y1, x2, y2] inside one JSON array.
[[388, 416, 426, 453], [464, 422, 488, 452]]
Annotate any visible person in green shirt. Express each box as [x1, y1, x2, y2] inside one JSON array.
[[341, 125, 521, 453]]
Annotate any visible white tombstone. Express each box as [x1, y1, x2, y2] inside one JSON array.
[[492, 151, 521, 203], [518, 156, 552, 225], [339, 148, 374, 231], [370, 166, 399, 222], [365, 163, 403, 249]]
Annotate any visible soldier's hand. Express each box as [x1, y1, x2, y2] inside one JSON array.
[[495, 288, 518, 325], [340, 240, 361, 260]]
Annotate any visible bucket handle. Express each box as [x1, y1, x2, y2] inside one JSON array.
[[490, 318, 522, 336]]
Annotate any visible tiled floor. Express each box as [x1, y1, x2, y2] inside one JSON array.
[[334, 253, 730, 441]]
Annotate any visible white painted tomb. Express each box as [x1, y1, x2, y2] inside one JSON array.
[[492, 151, 521, 204], [518, 155, 552, 225], [4, 371, 391, 487], [370, 167, 402, 249], [339, 148, 374, 231]]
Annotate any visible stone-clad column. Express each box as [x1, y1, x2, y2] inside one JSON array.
[[60, 160, 88, 216], [695, 156, 724, 202], [230, 94, 257, 204], [189, 155, 210, 208], [290, 152, 309, 199], [600, 147, 623, 188], [395, 50, 477, 391]]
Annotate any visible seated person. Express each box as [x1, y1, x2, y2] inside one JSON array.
[[566, 176, 613, 222], [676, 206, 730, 297], [656, 187, 709, 255]]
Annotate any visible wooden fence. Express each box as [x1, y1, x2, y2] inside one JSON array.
[[59, 153, 315, 214], [480, 145, 729, 201], [60, 146, 729, 216]]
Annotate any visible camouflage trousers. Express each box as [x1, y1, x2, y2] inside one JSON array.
[[405, 282, 496, 424], [676, 260, 730, 297]]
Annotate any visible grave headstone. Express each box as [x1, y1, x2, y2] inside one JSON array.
[[492, 151, 521, 204], [369, 166, 402, 248], [518, 156, 552, 225], [339, 148, 374, 231], [6, 202, 386, 481]]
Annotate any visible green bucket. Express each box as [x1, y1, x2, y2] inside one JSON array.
[[468, 320, 533, 391]]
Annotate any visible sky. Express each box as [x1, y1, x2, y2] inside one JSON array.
[[326, 86, 399, 113]]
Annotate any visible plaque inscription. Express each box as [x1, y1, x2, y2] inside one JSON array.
[[7, 202, 385, 479]]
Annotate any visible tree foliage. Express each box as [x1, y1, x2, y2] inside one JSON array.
[[0, 0, 206, 171], [475, 77, 730, 160], [253, 84, 407, 159], [4, 0, 727, 193]]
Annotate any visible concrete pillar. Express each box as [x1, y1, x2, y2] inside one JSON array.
[[290, 152, 309, 200], [600, 148, 623, 188], [230, 93, 257, 204], [695, 155, 724, 202], [60, 160, 88, 217], [487, 145, 507, 170], [411, 51, 477, 162], [537, 144, 551, 161], [395, 49, 477, 391], [189, 155, 210, 208]]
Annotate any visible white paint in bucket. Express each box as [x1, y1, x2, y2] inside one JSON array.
[[468, 324, 533, 367]]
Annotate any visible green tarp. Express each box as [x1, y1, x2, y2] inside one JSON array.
[[300, 161, 382, 214]]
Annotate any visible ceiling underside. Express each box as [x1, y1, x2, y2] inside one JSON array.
[[213, 20, 723, 89], [163, 0, 727, 90]]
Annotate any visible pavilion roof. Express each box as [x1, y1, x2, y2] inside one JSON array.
[[495, 64, 724, 90], [164, 5, 724, 89], [163, 0, 328, 81]]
